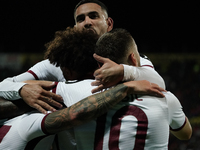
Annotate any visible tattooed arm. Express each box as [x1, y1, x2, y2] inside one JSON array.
[[45, 80, 165, 134]]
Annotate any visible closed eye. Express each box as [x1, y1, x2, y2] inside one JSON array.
[[76, 14, 85, 23], [88, 12, 100, 19], [76, 11, 100, 23]]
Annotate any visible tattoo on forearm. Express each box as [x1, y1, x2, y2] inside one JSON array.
[[45, 83, 128, 134]]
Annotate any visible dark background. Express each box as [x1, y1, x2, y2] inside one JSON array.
[[1, 1, 199, 53], [0, 1, 200, 149]]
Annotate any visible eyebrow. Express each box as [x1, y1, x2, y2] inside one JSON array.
[[76, 11, 99, 21]]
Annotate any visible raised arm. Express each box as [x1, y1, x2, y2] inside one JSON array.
[[44, 80, 166, 134], [91, 54, 165, 93]]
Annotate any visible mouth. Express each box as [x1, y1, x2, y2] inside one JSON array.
[[86, 28, 97, 34]]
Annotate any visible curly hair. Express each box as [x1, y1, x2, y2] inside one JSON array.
[[44, 27, 99, 79]]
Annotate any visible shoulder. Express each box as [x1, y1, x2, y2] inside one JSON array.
[[164, 91, 184, 119], [57, 80, 95, 107], [30, 59, 58, 69], [139, 53, 154, 68], [58, 79, 94, 90], [164, 92, 180, 104], [29, 59, 64, 81], [140, 53, 151, 61]]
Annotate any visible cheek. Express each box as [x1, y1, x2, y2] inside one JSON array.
[[75, 23, 84, 30], [96, 20, 108, 31]]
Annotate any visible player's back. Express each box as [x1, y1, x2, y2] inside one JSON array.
[[73, 92, 185, 150], [55, 80, 185, 150]]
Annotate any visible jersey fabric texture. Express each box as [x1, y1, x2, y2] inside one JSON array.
[[0, 56, 165, 100], [53, 79, 186, 150], [0, 56, 169, 149], [0, 111, 55, 150]]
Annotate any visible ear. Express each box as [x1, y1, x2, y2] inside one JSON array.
[[107, 17, 114, 32], [129, 53, 137, 66]]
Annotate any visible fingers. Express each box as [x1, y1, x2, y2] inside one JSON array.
[[32, 95, 63, 114], [150, 89, 165, 98], [93, 53, 108, 63], [42, 91, 63, 108], [151, 83, 167, 92], [21, 83, 64, 114], [93, 71, 102, 79], [46, 91, 63, 102], [91, 84, 104, 94], [91, 80, 101, 86], [150, 83, 166, 97], [33, 104, 48, 114], [40, 81, 57, 90], [32, 100, 57, 114]]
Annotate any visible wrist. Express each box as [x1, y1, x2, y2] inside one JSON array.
[[122, 65, 136, 81], [122, 81, 136, 95], [18, 83, 27, 98], [118, 64, 124, 81]]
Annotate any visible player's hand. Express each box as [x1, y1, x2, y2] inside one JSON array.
[[20, 81, 63, 114], [124, 80, 166, 97], [91, 53, 124, 93]]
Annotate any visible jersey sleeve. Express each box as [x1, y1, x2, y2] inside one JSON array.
[[0, 76, 28, 100], [0, 59, 65, 100], [166, 92, 186, 130], [28, 59, 65, 82], [0, 71, 39, 100], [18, 112, 49, 141], [122, 63, 166, 89]]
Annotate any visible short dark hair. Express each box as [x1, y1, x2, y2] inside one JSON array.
[[44, 27, 99, 78], [95, 28, 134, 64], [74, 0, 108, 16]]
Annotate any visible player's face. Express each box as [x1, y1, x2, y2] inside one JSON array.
[[75, 3, 113, 37]]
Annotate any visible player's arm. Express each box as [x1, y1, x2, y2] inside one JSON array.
[[91, 54, 124, 93], [44, 80, 166, 134], [91, 54, 165, 93], [168, 92, 192, 140], [20, 80, 63, 114], [170, 117, 192, 140], [0, 97, 33, 119], [0, 61, 63, 118]]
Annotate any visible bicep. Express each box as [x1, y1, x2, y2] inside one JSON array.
[[170, 117, 192, 140], [167, 93, 192, 140]]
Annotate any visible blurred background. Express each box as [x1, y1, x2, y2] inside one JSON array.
[[0, 1, 200, 149]]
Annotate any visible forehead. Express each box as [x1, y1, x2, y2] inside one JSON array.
[[75, 3, 104, 17]]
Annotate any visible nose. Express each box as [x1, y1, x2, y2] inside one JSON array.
[[84, 16, 92, 28]]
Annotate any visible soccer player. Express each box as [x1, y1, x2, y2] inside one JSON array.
[[30, 27, 190, 149], [0, 0, 166, 119], [66, 28, 191, 149], [0, 27, 165, 150]]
